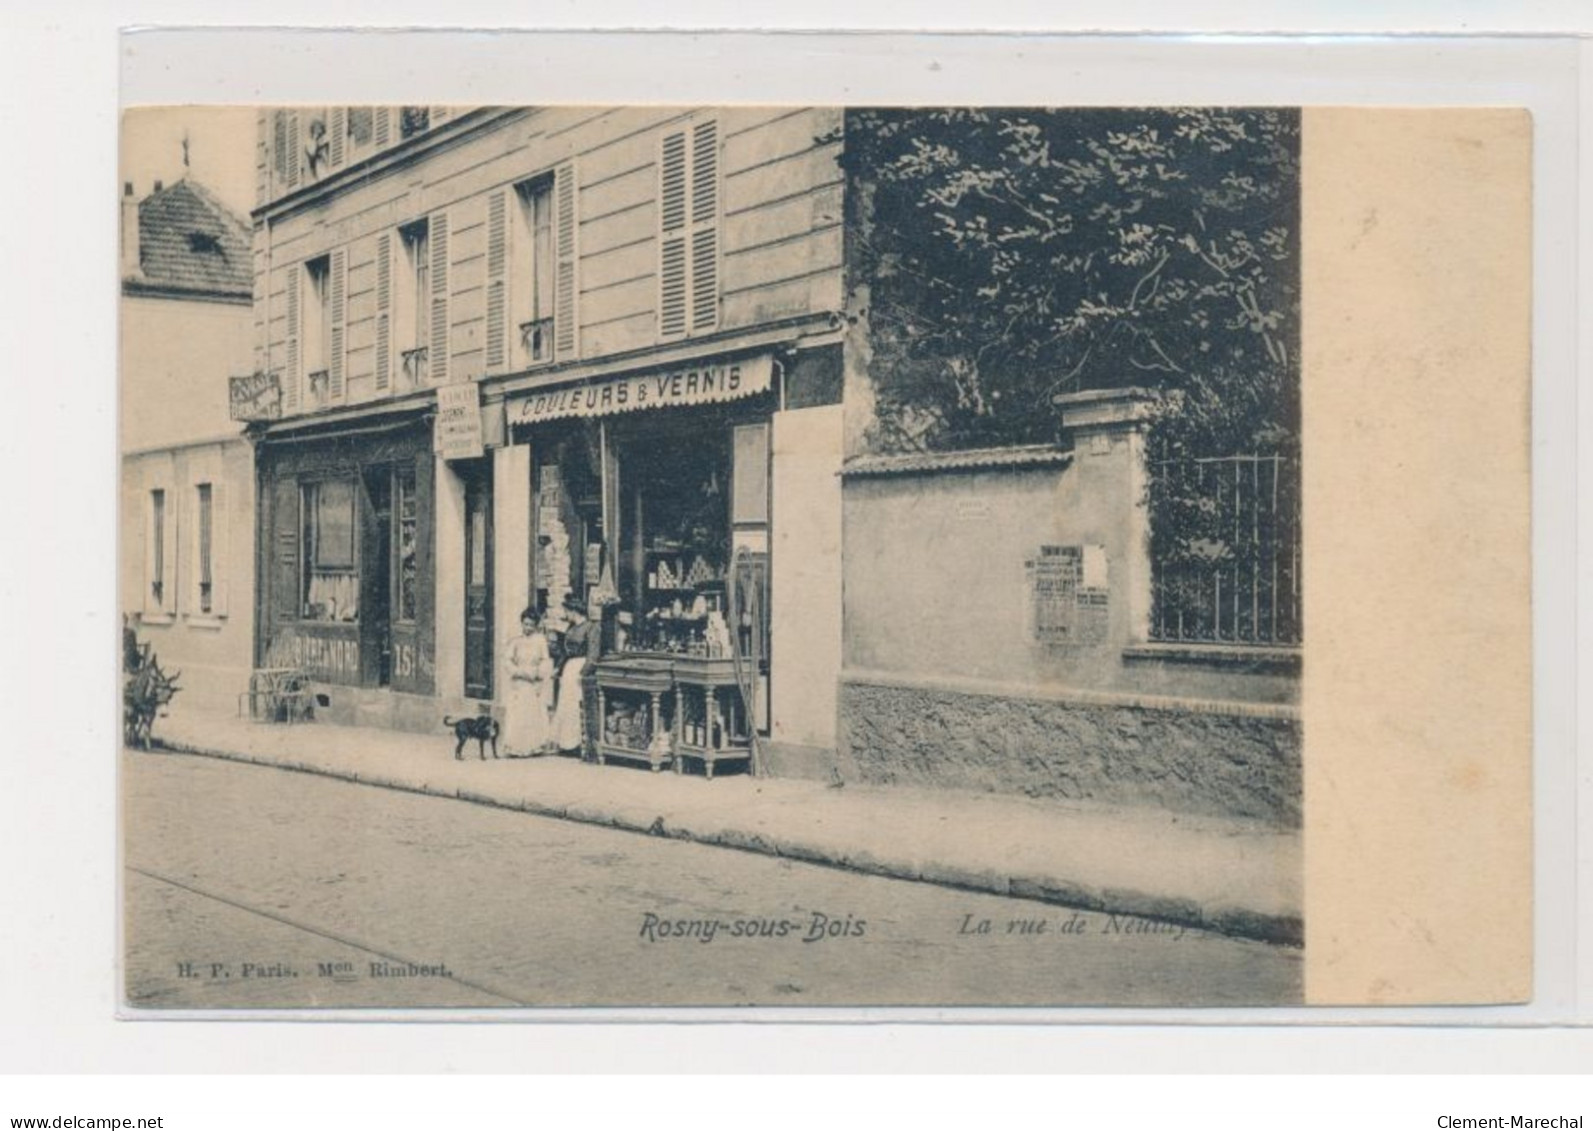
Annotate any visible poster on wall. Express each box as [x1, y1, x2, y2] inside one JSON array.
[[114, 44, 1539, 1022]]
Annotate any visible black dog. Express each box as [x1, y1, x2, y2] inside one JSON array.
[[443, 715, 500, 761]]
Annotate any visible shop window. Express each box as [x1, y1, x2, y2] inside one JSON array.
[[616, 420, 732, 656], [658, 118, 720, 340], [394, 466, 419, 624], [513, 174, 556, 367], [302, 256, 331, 401], [301, 478, 359, 622], [396, 220, 429, 386], [533, 427, 603, 616]]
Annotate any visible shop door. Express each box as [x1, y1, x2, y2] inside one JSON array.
[[463, 464, 493, 700], [363, 469, 393, 688]]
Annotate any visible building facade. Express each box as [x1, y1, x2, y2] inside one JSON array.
[[249, 107, 846, 761], [121, 177, 256, 714], [247, 105, 1300, 823]]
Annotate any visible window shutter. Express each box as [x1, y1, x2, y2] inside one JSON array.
[[375, 232, 392, 392], [284, 268, 301, 413], [659, 235, 687, 339], [374, 107, 392, 149], [485, 190, 508, 372], [429, 211, 449, 384], [658, 129, 689, 339], [272, 111, 288, 196], [659, 121, 718, 339], [256, 112, 268, 207], [689, 120, 720, 333], [329, 106, 346, 169], [285, 111, 301, 191], [660, 131, 687, 232], [554, 161, 579, 361], [212, 480, 230, 617], [329, 247, 347, 402]]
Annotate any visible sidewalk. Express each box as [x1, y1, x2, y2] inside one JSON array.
[[150, 707, 1302, 946]]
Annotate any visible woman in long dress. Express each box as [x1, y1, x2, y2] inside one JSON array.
[[502, 607, 555, 757], [551, 595, 591, 756]]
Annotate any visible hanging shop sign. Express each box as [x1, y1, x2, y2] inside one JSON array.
[[507, 355, 774, 426], [228, 371, 282, 422], [435, 381, 485, 460]]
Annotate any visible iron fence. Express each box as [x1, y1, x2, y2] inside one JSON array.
[[1148, 454, 1301, 647]]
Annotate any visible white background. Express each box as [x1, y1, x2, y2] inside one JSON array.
[[2, 0, 1591, 1117]]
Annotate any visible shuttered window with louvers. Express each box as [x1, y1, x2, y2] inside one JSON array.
[[554, 161, 579, 360], [429, 212, 449, 384], [658, 118, 719, 340], [485, 190, 508, 372], [329, 107, 346, 169], [256, 112, 268, 207], [689, 120, 719, 334], [284, 267, 301, 413], [658, 130, 689, 339], [375, 232, 392, 392], [329, 247, 347, 402], [285, 110, 301, 191]]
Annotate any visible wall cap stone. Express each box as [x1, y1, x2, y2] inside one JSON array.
[[839, 444, 1071, 479], [840, 667, 1301, 722], [1053, 386, 1159, 433], [1123, 642, 1303, 675]]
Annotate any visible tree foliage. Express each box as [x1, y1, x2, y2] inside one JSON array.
[[840, 108, 1301, 460]]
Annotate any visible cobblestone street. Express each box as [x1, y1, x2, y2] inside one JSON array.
[[123, 750, 1301, 1008]]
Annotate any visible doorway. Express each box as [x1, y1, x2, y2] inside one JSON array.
[[462, 462, 494, 700]]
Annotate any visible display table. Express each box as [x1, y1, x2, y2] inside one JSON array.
[[590, 654, 754, 779], [669, 656, 753, 781], [591, 656, 676, 772]]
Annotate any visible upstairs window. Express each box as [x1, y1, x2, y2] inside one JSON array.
[[396, 219, 430, 386], [485, 165, 576, 374], [302, 109, 330, 181], [400, 107, 430, 139], [302, 256, 331, 400], [513, 174, 556, 367], [346, 107, 374, 163]]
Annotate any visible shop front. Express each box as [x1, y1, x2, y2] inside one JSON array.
[[504, 354, 781, 777], [253, 409, 445, 728]]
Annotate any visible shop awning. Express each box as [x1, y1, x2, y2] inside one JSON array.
[[506, 354, 773, 427]]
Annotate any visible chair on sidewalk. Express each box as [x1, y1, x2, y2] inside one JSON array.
[[240, 667, 314, 724]]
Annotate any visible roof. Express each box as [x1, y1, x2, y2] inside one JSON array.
[[840, 444, 1073, 479], [126, 178, 251, 299]]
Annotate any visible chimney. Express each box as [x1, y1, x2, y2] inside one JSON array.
[[121, 181, 141, 277]]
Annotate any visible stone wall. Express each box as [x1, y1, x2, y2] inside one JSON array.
[[839, 676, 1301, 827]]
